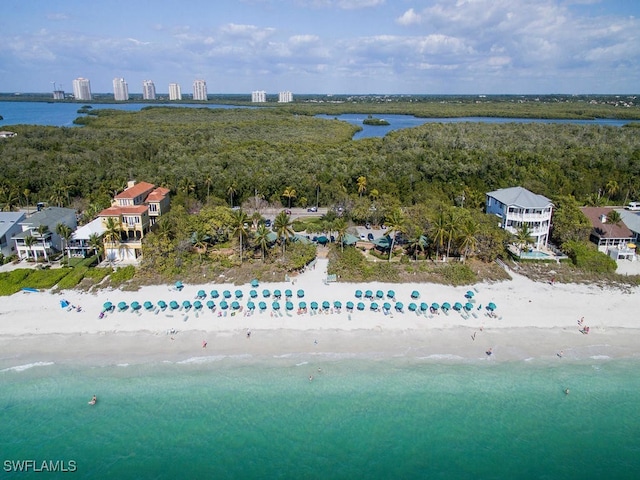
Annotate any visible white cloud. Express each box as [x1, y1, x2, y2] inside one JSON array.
[[46, 13, 69, 21], [396, 8, 421, 26]]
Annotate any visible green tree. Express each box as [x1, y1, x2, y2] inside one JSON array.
[[605, 179, 620, 202], [430, 210, 447, 259], [356, 176, 367, 197], [191, 230, 209, 263], [282, 187, 297, 208], [550, 196, 592, 246], [515, 224, 534, 253], [24, 235, 36, 261], [459, 218, 480, 261], [231, 209, 250, 263], [274, 210, 294, 259], [23, 188, 31, 216], [36, 224, 50, 262], [445, 208, 462, 258], [56, 223, 73, 266], [385, 209, 406, 261], [103, 217, 122, 262], [606, 210, 623, 240], [227, 184, 237, 208], [254, 224, 270, 262], [88, 233, 104, 262], [334, 218, 348, 252]]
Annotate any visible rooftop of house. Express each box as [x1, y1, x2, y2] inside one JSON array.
[[18, 207, 75, 230], [618, 209, 640, 234], [99, 205, 149, 217], [114, 181, 156, 200], [486, 186, 552, 209], [0, 212, 26, 237], [146, 187, 170, 203], [72, 218, 105, 241], [580, 207, 634, 239]]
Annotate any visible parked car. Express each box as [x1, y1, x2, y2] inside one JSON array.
[[626, 201, 640, 211], [264, 219, 272, 227], [367, 233, 374, 241], [284, 209, 291, 215], [307, 206, 318, 212], [365, 223, 372, 229]]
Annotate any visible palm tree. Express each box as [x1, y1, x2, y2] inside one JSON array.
[[274, 210, 294, 259], [227, 184, 237, 207], [204, 174, 213, 202], [2, 189, 18, 212], [605, 179, 620, 202], [356, 176, 367, 197], [430, 211, 447, 259], [103, 217, 122, 262], [459, 218, 480, 261], [88, 233, 104, 262], [24, 235, 36, 261], [191, 230, 209, 263], [334, 218, 347, 252], [385, 209, 406, 261], [282, 187, 297, 208], [606, 210, 623, 246], [36, 224, 50, 262], [445, 209, 462, 258], [231, 209, 250, 263], [23, 188, 31, 216], [56, 223, 73, 266], [408, 232, 427, 261], [254, 224, 270, 262], [515, 224, 534, 253]]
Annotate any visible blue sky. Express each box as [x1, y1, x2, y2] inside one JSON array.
[[1, 0, 638, 95]]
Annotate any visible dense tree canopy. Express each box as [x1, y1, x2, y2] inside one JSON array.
[[1, 107, 639, 217]]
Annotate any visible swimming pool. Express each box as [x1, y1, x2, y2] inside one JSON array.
[[520, 250, 553, 259]]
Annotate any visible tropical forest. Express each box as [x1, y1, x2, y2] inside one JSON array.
[[1, 99, 640, 290]]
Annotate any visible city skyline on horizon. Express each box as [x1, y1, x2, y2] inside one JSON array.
[[2, 0, 639, 95]]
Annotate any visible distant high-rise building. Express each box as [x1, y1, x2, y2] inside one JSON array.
[[251, 90, 266, 103], [53, 90, 65, 100], [142, 80, 156, 100], [278, 91, 293, 103], [192, 79, 208, 101], [72, 77, 92, 101], [169, 83, 182, 101], [113, 77, 129, 101]]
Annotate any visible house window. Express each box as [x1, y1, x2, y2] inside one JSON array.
[[149, 203, 158, 213], [125, 216, 140, 226]]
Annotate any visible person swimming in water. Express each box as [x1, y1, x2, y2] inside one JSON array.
[[88, 395, 97, 405]]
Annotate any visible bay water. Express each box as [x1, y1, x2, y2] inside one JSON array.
[[2, 356, 639, 479]]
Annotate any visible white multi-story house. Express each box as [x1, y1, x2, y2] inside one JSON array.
[[486, 186, 553, 249], [72, 77, 92, 101], [0, 212, 25, 258], [169, 83, 182, 101], [252, 90, 266, 103], [142, 80, 156, 100], [193, 79, 208, 101], [13, 207, 77, 261], [278, 91, 293, 103], [113, 77, 129, 101]]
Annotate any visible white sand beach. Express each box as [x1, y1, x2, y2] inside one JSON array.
[[1, 259, 639, 367]]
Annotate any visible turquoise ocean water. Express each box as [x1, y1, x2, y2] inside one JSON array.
[[2, 356, 640, 479]]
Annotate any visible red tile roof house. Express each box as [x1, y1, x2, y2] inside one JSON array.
[[98, 181, 170, 263]]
